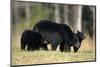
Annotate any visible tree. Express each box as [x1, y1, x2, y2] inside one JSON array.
[[90, 6, 96, 40], [68, 5, 82, 32], [11, 0, 19, 24], [54, 4, 60, 23], [25, 2, 31, 28], [63, 5, 69, 25]]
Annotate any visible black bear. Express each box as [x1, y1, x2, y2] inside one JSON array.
[[76, 31, 85, 43], [21, 29, 47, 51], [33, 20, 80, 52], [60, 30, 86, 52], [74, 31, 86, 52]]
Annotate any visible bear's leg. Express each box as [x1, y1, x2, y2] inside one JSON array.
[[51, 42, 59, 50], [60, 41, 71, 52], [50, 38, 58, 50], [27, 44, 31, 51], [21, 38, 26, 50], [64, 42, 71, 52], [64, 44, 71, 52], [21, 43, 26, 50], [42, 43, 48, 50], [59, 41, 64, 52], [49, 34, 61, 50], [32, 43, 40, 51], [73, 46, 79, 53], [36, 45, 40, 50]]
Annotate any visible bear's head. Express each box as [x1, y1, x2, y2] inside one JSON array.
[[74, 31, 86, 53]]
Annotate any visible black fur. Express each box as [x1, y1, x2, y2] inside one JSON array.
[[33, 20, 80, 52], [21, 29, 47, 51]]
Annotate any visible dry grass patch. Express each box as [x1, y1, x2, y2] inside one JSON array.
[[11, 33, 96, 66]]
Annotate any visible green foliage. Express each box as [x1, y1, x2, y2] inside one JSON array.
[[12, 3, 54, 34]]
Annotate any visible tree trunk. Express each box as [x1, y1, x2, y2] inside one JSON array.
[[25, 2, 31, 28], [63, 5, 69, 25], [12, 1, 19, 24], [90, 6, 96, 40], [76, 6, 82, 32], [54, 4, 60, 23], [69, 6, 82, 32]]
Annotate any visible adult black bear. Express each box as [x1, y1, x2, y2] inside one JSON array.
[[33, 20, 80, 52], [21, 29, 47, 51], [74, 31, 86, 52], [76, 31, 85, 43]]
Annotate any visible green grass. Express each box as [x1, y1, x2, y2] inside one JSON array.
[[12, 33, 96, 66], [12, 48, 95, 65], [12, 50, 95, 65]]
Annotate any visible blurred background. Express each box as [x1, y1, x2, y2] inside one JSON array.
[[11, 1, 96, 40], [11, 0, 96, 65]]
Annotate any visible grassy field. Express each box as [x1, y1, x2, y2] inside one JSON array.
[[11, 30, 96, 66]]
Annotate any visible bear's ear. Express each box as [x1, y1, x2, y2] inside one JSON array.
[[77, 30, 80, 33]]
